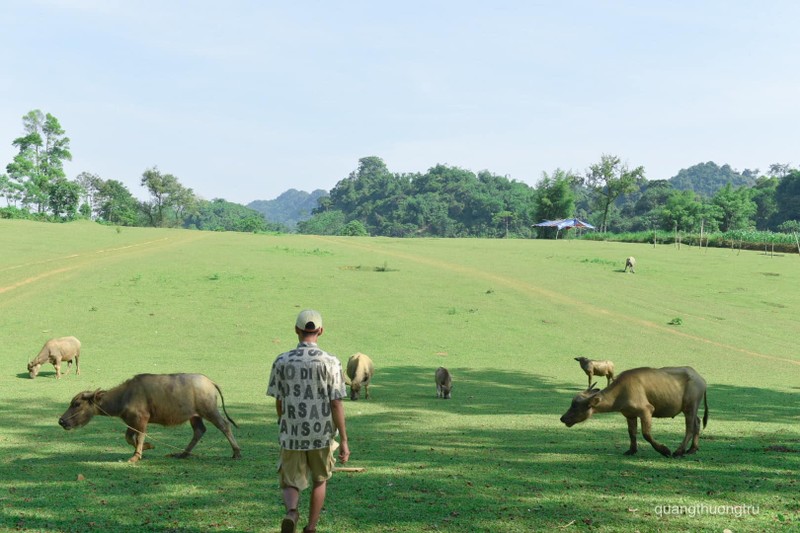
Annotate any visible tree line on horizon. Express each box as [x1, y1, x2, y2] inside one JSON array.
[[298, 156, 800, 239], [2, 109, 800, 240]]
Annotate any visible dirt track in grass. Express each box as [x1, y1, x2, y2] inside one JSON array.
[[311, 236, 800, 367], [0, 235, 197, 296]]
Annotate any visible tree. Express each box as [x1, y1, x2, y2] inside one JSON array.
[[95, 179, 140, 225], [184, 199, 279, 232], [297, 210, 347, 235], [624, 179, 673, 230], [74, 171, 103, 216], [47, 177, 83, 220], [340, 220, 368, 236], [659, 190, 704, 232], [0, 173, 23, 206], [327, 157, 396, 216], [5, 110, 72, 213], [170, 183, 198, 225], [751, 176, 779, 230], [768, 163, 792, 178], [492, 210, 515, 238], [534, 169, 576, 223], [586, 154, 644, 233], [711, 183, 757, 232], [773, 170, 800, 226], [140, 167, 195, 227]]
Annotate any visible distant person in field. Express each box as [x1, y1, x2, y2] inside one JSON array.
[[267, 309, 350, 533]]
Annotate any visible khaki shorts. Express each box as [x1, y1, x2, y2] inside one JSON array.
[[278, 442, 337, 491]]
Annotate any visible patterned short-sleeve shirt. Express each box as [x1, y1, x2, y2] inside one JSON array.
[[266, 342, 346, 450]]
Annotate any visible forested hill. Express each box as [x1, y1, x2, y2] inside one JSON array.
[[247, 189, 328, 229], [668, 161, 758, 196]]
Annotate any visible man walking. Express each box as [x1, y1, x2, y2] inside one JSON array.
[[267, 309, 350, 533]]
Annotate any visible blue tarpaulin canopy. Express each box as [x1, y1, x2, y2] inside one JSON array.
[[534, 218, 595, 230], [533, 218, 595, 238]]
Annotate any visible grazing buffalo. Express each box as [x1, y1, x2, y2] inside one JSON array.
[[560, 366, 708, 457], [59, 373, 242, 462], [435, 367, 452, 399], [346, 353, 374, 400], [28, 336, 81, 379], [574, 357, 615, 388], [624, 256, 636, 273]]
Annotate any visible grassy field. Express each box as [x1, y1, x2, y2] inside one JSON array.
[[1, 219, 798, 532]]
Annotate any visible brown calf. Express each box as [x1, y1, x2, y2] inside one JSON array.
[[574, 356, 615, 388], [28, 336, 81, 379], [346, 353, 374, 400], [435, 367, 452, 399]]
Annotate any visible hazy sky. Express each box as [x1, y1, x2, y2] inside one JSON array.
[[2, 1, 799, 205]]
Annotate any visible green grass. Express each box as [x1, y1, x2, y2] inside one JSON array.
[[1, 219, 798, 532]]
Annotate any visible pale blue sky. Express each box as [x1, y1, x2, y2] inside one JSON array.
[[2, 1, 799, 205]]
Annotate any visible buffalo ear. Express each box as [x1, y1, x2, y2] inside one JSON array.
[[80, 390, 96, 401], [589, 394, 602, 408], [90, 389, 104, 404]]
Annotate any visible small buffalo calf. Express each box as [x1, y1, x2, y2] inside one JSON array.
[[346, 353, 374, 400], [624, 256, 636, 273], [574, 357, 615, 388], [28, 336, 81, 379], [435, 367, 452, 399]]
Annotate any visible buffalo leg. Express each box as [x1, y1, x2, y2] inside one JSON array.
[[54, 358, 62, 379], [673, 411, 697, 457], [204, 413, 242, 459], [75, 355, 80, 375], [124, 420, 152, 462], [689, 415, 701, 453], [364, 382, 370, 400], [623, 416, 638, 455], [173, 416, 207, 458], [672, 413, 700, 457], [125, 427, 155, 455], [640, 413, 672, 457]]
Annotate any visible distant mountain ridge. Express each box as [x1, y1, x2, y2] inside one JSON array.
[[247, 189, 328, 230]]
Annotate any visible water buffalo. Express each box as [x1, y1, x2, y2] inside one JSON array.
[[574, 356, 615, 388], [59, 373, 242, 462], [435, 367, 452, 399], [28, 336, 81, 379], [560, 366, 708, 457], [624, 256, 636, 273], [346, 353, 374, 400]]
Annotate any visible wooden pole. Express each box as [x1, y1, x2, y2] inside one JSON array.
[[699, 219, 704, 251], [334, 467, 366, 473]]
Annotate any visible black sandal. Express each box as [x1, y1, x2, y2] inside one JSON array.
[[281, 509, 298, 533]]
